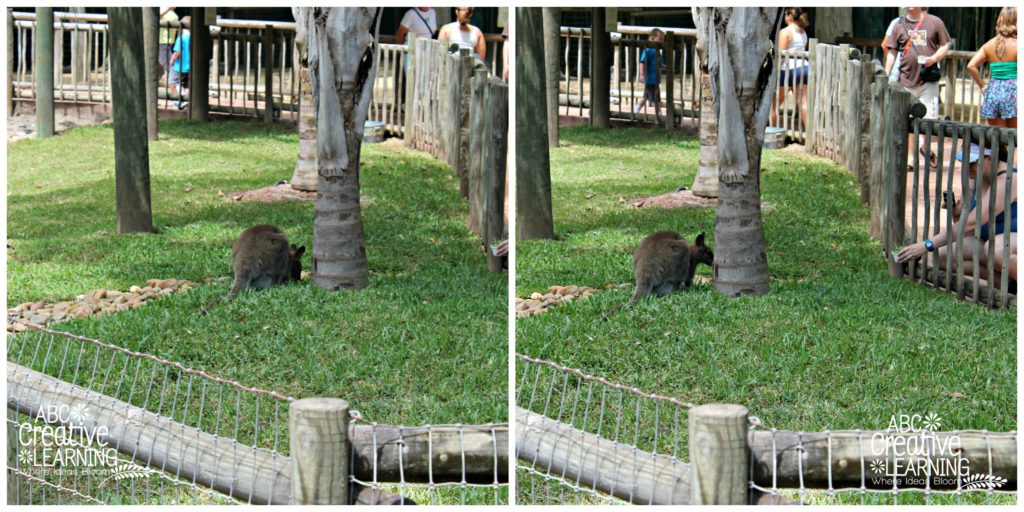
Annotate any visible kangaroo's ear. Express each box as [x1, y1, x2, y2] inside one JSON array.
[[296, 245, 306, 257], [695, 233, 706, 246]]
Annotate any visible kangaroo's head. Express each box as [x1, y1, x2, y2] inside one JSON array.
[[691, 233, 714, 268], [288, 244, 306, 281]]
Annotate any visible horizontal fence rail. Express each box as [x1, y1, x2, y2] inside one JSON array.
[[516, 354, 1017, 505], [7, 323, 508, 505]]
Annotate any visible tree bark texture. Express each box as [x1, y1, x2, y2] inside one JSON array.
[[35, 8, 54, 138], [142, 7, 159, 141], [295, 7, 381, 290], [691, 27, 719, 198], [697, 7, 781, 297], [108, 8, 154, 234], [515, 7, 555, 241], [542, 8, 561, 148], [291, 65, 318, 191]]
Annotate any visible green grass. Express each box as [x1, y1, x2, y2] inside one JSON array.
[[515, 126, 1015, 505], [7, 119, 507, 504]]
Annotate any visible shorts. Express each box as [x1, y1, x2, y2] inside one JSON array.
[[158, 44, 172, 74], [779, 64, 808, 86], [169, 69, 189, 89], [643, 84, 660, 102], [980, 78, 1017, 120], [907, 81, 940, 120]]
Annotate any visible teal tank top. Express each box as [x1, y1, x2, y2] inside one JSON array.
[[990, 61, 1017, 80]]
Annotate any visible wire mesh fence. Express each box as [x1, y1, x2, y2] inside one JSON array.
[[516, 353, 1017, 506], [7, 322, 509, 505], [515, 353, 694, 505]]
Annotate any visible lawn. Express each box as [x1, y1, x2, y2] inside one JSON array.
[[515, 126, 1015, 505], [7, 120, 508, 486]]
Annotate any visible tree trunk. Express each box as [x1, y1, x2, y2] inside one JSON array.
[[7, 9, 15, 117], [697, 7, 780, 297], [690, 28, 718, 198], [294, 7, 381, 290], [291, 64, 318, 191], [189, 8, 210, 122], [108, 8, 155, 234], [516, 7, 555, 240], [35, 8, 54, 138], [142, 7, 159, 141], [590, 8, 610, 128], [542, 8, 560, 148]]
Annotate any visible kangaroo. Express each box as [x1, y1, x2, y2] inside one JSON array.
[[226, 225, 305, 301], [604, 231, 713, 318]]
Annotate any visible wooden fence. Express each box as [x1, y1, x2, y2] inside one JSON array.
[[799, 42, 1016, 308], [557, 25, 702, 129], [405, 36, 509, 271], [8, 10, 505, 137]]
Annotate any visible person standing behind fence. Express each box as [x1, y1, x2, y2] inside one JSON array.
[[634, 28, 665, 123], [438, 7, 486, 61], [168, 16, 191, 110], [885, 7, 950, 121], [881, 8, 930, 83], [896, 143, 1017, 286], [158, 7, 178, 82], [772, 8, 810, 129], [968, 7, 1017, 129], [395, 8, 437, 109]]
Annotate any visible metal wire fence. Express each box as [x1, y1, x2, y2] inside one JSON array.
[[516, 353, 1017, 506], [7, 322, 508, 505]]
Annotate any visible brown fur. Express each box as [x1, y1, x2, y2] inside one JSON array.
[[605, 231, 713, 318], [226, 225, 305, 301]]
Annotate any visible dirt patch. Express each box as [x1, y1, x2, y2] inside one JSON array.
[[230, 182, 316, 202], [631, 189, 717, 209]]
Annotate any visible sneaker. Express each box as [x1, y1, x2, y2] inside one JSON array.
[[177, 101, 189, 111]]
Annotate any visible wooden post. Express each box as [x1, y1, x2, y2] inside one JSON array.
[[70, 7, 90, 86], [458, 50, 474, 201], [805, 38, 817, 153], [7, 9, 14, 116], [142, 7, 159, 141], [469, 69, 487, 236], [35, 8, 55, 138], [542, 7, 560, 147], [858, 56, 875, 204], [516, 8, 555, 240], [263, 25, 274, 123], [109, 8, 154, 234], [689, 404, 749, 505], [590, 8, 610, 128], [845, 58, 861, 176], [190, 8, 210, 122], [883, 84, 914, 278], [664, 31, 675, 129], [483, 79, 509, 272], [289, 398, 350, 505], [868, 76, 886, 240]]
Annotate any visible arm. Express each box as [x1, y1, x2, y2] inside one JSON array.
[[475, 28, 487, 60], [437, 25, 449, 43], [396, 24, 409, 45], [925, 42, 949, 66], [160, 7, 175, 17], [897, 176, 1012, 261], [885, 51, 896, 76], [637, 62, 646, 83], [966, 44, 988, 90]]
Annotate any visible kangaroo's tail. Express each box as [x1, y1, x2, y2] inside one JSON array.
[[603, 280, 649, 321]]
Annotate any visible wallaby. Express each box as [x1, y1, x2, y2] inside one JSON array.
[[604, 231, 713, 318], [225, 225, 305, 301]]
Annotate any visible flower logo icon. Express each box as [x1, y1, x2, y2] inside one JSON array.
[[870, 460, 886, 474], [922, 413, 942, 432], [69, 404, 90, 425], [18, 448, 34, 466]]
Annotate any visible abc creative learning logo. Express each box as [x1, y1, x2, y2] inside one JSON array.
[[17, 403, 156, 485], [869, 414, 1006, 490]]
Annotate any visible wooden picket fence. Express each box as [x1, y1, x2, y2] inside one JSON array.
[[404, 35, 509, 271]]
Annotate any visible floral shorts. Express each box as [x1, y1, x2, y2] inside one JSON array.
[[980, 78, 1017, 120]]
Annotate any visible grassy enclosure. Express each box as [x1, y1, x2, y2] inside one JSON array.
[[7, 119, 508, 429], [515, 126, 1015, 504]]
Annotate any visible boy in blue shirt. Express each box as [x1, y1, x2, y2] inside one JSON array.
[[634, 28, 665, 123], [168, 16, 191, 109]]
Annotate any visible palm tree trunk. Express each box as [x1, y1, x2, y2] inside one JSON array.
[[291, 65, 317, 191], [295, 7, 381, 290], [697, 7, 781, 297]]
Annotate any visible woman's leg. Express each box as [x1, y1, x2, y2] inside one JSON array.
[[935, 236, 980, 278], [989, 233, 1017, 282]]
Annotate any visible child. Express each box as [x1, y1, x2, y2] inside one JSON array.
[[168, 16, 191, 110], [634, 28, 665, 123]]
